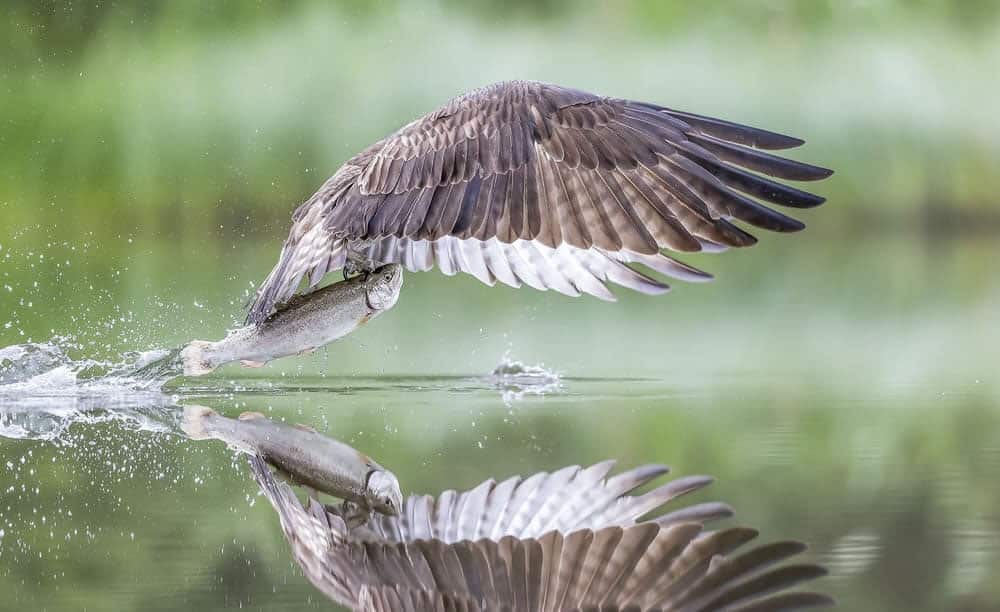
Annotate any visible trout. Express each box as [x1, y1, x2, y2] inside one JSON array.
[[182, 405, 402, 517], [181, 264, 402, 376]]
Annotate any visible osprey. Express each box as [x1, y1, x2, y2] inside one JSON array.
[[247, 80, 831, 324], [250, 455, 832, 611]]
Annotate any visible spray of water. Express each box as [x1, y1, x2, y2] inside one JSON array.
[[0, 340, 184, 393], [487, 351, 562, 404], [0, 339, 188, 441]]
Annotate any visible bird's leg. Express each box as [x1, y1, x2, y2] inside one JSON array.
[[344, 251, 376, 281], [343, 257, 361, 281], [344, 504, 372, 529], [326, 500, 371, 529]]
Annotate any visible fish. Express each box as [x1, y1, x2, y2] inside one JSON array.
[[180, 264, 403, 376], [181, 405, 402, 518]]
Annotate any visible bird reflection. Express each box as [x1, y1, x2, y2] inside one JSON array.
[[227, 412, 833, 611]]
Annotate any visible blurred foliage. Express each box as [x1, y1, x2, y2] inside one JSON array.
[[2, 0, 999, 243], [6, 0, 1000, 60]]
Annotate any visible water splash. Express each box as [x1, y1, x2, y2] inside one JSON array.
[[0, 340, 183, 394], [0, 339, 186, 441], [0, 395, 179, 442], [487, 352, 562, 403]]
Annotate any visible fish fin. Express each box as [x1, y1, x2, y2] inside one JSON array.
[[293, 423, 318, 434], [180, 341, 216, 376], [238, 411, 266, 421], [240, 359, 267, 368], [181, 405, 217, 439]]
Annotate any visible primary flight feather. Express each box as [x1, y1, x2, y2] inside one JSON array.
[[248, 80, 832, 324]]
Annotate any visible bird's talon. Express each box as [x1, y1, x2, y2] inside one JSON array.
[[330, 500, 371, 529]]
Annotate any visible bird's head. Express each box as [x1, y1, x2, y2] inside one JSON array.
[[365, 468, 403, 516], [365, 264, 403, 311]]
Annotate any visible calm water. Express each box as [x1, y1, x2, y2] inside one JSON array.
[[1, 234, 998, 611]]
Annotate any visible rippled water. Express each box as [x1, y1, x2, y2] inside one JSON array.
[[1, 236, 998, 611]]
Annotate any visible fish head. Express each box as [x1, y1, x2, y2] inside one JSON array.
[[365, 264, 403, 311], [364, 468, 403, 516]]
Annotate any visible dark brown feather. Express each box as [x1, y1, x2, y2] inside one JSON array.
[[684, 133, 832, 181]]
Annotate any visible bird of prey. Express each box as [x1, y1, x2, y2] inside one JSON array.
[[249, 455, 832, 611], [247, 80, 831, 324]]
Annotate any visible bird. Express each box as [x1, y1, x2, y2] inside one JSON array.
[[246, 80, 832, 324], [249, 455, 832, 611]]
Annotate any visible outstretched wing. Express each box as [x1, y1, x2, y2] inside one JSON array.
[[249, 455, 357, 607], [248, 80, 832, 323], [349, 528, 832, 612], [249, 456, 832, 611]]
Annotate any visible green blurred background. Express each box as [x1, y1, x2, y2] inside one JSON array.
[[3, 0, 1000, 239], [1, 1, 999, 611]]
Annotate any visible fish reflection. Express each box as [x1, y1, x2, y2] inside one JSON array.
[[181, 405, 402, 523], [241, 413, 833, 611]]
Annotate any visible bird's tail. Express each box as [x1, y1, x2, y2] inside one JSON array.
[[181, 404, 218, 440], [180, 340, 216, 377]]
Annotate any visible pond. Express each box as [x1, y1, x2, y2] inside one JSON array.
[[1, 234, 998, 611]]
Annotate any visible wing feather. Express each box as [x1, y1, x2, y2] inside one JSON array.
[[359, 235, 686, 299], [550, 528, 595, 610], [456, 479, 493, 542], [249, 456, 830, 611], [519, 465, 582, 537], [503, 243, 547, 291], [654, 501, 736, 527], [641, 527, 760, 607], [248, 80, 831, 327]]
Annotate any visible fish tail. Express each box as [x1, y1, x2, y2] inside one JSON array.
[[181, 404, 218, 440], [180, 340, 216, 376]]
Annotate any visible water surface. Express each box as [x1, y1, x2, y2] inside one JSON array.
[[0, 236, 998, 612]]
